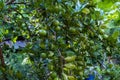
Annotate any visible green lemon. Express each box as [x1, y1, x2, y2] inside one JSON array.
[[68, 76, 76, 80], [48, 77, 52, 80], [100, 24, 107, 29], [55, 26, 61, 31], [99, 29, 105, 34], [51, 72, 57, 78], [89, 40, 94, 44], [39, 29, 47, 36], [79, 72, 83, 76], [69, 27, 76, 33], [41, 53, 47, 58], [65, 56, 76, 62], [54, 77, 60, 80], [40, 43, 46, 49], [55, 4, 62, 11], [103, 34, 108, 39], [78, 67, 83, 71], [53, 20, 60, 26], [48, 64, 54, 70]]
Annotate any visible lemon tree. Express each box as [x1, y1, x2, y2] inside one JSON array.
[[0, 0, 120, 80]]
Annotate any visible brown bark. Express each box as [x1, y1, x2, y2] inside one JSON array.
[[0, 47, 8, 80], [6, 0, 15, 5], [57, 49, 65, 79], [0, 47, 5, 67]]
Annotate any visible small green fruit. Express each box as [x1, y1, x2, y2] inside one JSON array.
[[100, 24, 107, 29], [55, 26, 61, 31], [89, 40, 94, 44], [48, 64, 54, 70], [99, 29, 105, 34], [40, 43, 46, 49], [68, 76, 76, 80], [54, 77, 60, 80], [48, 77, 52, 80], [69, 27, 76, 33], [51, 72, 57, 78], [41, 53, 47, 58], [53, 20, 60, 26], [103, 34, 108, 39], [79, 72, 83, 76], [39, 29, 47, 36], [78, 67, 83, 71]]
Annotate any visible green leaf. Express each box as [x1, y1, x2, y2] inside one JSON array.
[[112, 30, 119, 39], [62, 73, 68, 80], [97, 1, 114, 11], [65, 50, 75, 56], [0, 0, 4, 10], [12, 36, 18, 43]]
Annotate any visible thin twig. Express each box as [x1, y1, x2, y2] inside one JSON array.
[[6, 1, 29, 5]]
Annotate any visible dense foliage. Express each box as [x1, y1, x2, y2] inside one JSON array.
[[0, 0, 120, 80]]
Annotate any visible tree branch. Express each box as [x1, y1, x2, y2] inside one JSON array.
[[0, 47, 5, 67], [57, 49, 65, 79], [11, 2, 29, 5], [6, 0, 15, 5]]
